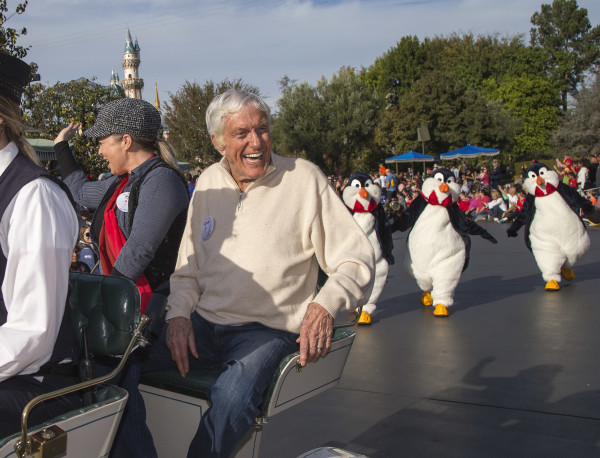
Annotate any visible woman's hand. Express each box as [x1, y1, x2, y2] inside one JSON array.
[[54, 122, 81, 144]]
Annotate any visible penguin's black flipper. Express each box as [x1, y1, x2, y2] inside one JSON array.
[[448, 204, 497, 244], [584, 208, 600, 224], [391, 194, 426, 232], [507, 194, 534, 240], [373, 204, 395, 265]]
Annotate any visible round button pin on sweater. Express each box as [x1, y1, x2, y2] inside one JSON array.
[[201, 217, 214, 241]]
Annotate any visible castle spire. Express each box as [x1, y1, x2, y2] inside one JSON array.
[[121, 28, 144, 99], [154, 81, 161, 112], [110, 69, 119, 84]]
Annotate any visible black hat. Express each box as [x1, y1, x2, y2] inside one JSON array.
[[0, 52, 31, 103], [84, 98, 161, 139]]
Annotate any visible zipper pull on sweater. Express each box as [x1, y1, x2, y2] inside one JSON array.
[[237, 192, 244, 210]]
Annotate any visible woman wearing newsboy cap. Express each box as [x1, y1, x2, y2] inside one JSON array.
[[54, 98, 189, 313], [0, 53, 81, 437]]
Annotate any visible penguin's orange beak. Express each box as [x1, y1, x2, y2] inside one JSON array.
[[359, 187, 369, 199], [439, 182, 449, 193], [536, 176, 545, 186]]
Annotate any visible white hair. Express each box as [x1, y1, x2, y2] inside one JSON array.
[[206, 89, 271, 149]]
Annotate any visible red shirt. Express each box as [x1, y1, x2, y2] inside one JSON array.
[[476, 196, 490, 213], [479, 173, 490, 186], [458, 200, 470, 212]]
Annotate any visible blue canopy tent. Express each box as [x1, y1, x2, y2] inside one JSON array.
[[440, 144, 500, 160], [385, 151, 437, 173]]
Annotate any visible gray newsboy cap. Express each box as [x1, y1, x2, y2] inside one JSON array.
[[84, 98, 161, 139]]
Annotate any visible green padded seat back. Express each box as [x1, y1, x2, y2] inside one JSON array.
[[139, 328, 353, 402], [69, 273, 140, 357]]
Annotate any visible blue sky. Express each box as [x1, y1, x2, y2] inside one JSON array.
[[8, 0, 600, 109]]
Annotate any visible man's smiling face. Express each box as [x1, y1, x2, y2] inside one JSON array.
[[214, 105, 272, 192]]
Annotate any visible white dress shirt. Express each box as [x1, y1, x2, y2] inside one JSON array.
[[0, 142, 78, 381]]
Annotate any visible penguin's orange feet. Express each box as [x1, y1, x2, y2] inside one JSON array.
[[421, 291, 433, 307], [433, 304, 449, 317], [561, 268, 575, 281], [545, 280, 560, 291], [357, 311, 372, 325]]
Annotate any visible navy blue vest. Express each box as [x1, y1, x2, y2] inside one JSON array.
[[0, 152, 78, 370]]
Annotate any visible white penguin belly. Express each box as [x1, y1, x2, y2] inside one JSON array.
[[530, 194, 589, 261], [408, 206, 465, 274]]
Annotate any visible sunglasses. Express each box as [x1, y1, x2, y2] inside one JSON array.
[[84, 233, 91, 237]]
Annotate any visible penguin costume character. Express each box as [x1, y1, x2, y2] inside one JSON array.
[[391, 168, 497, 317], [507, 163, 594, 291], [342, 172, 394, 325]]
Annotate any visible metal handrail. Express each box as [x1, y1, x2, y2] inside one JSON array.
[[14, 315, 150, 458]]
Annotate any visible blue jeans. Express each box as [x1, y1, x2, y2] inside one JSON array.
[[489, 205, 504, 218], [471, 209, 489, 219], [112, 312, 299, 458]]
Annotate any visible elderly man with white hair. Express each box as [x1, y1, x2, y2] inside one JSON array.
[[118, 89, 375, 458]]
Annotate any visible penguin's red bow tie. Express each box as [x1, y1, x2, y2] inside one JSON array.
[[422, 191, 452, 207], [353, 199, 378, 213], [535, 182, 557, 197]]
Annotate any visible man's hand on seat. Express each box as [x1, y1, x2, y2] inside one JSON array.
[[297, 302, 333, 367], [166, 316, 198, 377]]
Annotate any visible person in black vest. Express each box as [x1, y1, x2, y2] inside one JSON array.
[[0, 53, 81, 437]]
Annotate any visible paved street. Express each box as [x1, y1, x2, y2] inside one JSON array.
[[261, 222, 600, 458]]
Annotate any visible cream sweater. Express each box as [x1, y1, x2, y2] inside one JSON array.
[[166, 154, 375, 333]]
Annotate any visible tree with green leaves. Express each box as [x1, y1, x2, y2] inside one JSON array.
[[22, 78, 122, 176], [0, 0, 29, 58], [274, 67, 382, 175], [362, 33, 548, 100], [530, 0, 600, 111], [551, 75, 600, 156], [360, 35, 425, 98], [484, 75, 560, 159], [375, 70, 516, 160], [426, 33, 549, 89], [163, 79, 260, 168]]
